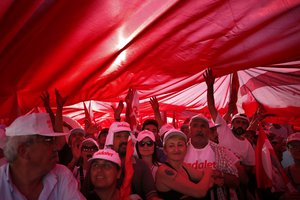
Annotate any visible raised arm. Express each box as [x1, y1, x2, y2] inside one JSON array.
[[54, 89, 67, 132], [149, 96, 163, 128], [111, 100, 124, 122], [203, 68, 218, 121], [40, 91, 55, 126], [124, 88, 137, 130]]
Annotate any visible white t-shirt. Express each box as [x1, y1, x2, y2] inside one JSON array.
[[184, 142, 216, 169], [215, 113, 255, 166]]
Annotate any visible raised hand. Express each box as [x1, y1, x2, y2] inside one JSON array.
[[40, 91, 50, 108], [125, 88, 134, 106], [150, 96, 159, 113], [111, 100, 124, 121], [203, 68, 215, 87], [55, 88, 68, 108]]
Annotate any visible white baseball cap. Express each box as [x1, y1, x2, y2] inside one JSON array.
[[190, 114, 209, 125], [5, 113, 67, 137], [105, 122, 132, 147], [89, 148, 121, 167], [137, 130, 155, 142], [287, 132, 300, 144], [232, 113, 249, 123], [163, 128, 187, 146], [159, 124, 174, 137], [81, 138, 99, 149]]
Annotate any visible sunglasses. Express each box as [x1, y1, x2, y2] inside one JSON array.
[[138, 141, 154, 147], [82, 146, 98, 152]]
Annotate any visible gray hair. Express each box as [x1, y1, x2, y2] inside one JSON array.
[[3, 135, 35, 163]]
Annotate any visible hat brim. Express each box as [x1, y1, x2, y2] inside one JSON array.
[[38, 132, 68, 137]]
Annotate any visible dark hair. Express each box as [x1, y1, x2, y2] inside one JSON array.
[[142, 119, 159, 130], [97, 128, 109, 139], [135, 141, 160, 166], [81, 159, 120, 197]]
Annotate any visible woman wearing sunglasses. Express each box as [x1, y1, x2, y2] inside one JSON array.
[[136, 130, 161, 179]]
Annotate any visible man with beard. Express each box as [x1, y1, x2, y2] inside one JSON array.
[[0, 113, 85, 200], [105, 121, 161, 200], [203, 68, 255, 167], [204, 68, 256, 199]]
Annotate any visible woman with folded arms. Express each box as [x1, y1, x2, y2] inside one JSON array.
[[156, 129, 214, 200]]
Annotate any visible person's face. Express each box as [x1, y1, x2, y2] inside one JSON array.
[[138, 137, 154, 157], [144, 124, 158, 135], [97, 133, 108, 149], [271, 139, 286, 161], [81, 142, 99, 164], [25, 135, 59, 174], [90, 159, 120, 189], [69, 133, 85, 148], [209, 127, 219, 143], [231, 119, 248, 135], [164, 136, 187, 161], [189, 120, 210, 148], [288, 141, 300, 161], [181, 127, 190, 138], [113, 131, 130, 157]]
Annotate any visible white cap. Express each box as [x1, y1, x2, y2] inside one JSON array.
[[5, 113, 67, 137], [287, 132, 300, 144], [232, 113, 249, 123], [163, 128, 187, 146], [81, 138, 99, 149], [190, 114, 209, 125], [137, 130, 155, 142], [89, 148, 121, 167], [159, 124, 174, 137], [105, 122, 132, 147]]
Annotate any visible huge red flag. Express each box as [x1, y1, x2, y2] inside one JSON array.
[[255, 125, 272, 188]]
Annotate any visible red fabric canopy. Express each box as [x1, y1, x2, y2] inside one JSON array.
[[1, 0, 300, 127]]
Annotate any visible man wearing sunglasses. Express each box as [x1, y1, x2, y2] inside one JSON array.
[[0, 113, 85, 200]]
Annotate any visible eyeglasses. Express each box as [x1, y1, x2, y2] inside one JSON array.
[[82, 146, 98, 152], [138, 141, 154, 147]]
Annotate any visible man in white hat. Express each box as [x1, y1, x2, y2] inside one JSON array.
[[105, 121, 161, 200], [184, 114, 240, 200], [0, 113, 85, 200]]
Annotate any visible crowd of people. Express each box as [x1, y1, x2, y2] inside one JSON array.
[[0, 69, 299, 200]]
